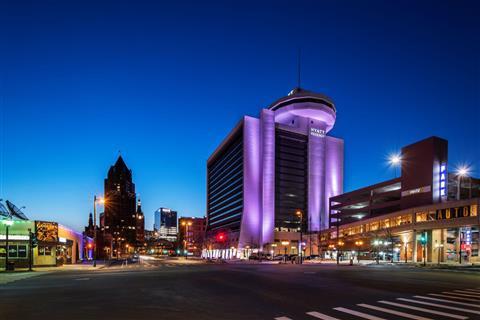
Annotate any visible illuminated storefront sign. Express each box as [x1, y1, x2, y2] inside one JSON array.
[[416, 205, 477, 222], [436, 205, 476, 220], [35, 221, 58, 242], [439, 163, 447, 198]]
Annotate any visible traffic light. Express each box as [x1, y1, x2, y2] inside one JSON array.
[[216, 232, 226, 242], [420, 235, 427, 245], [30, 231, 38, 248]]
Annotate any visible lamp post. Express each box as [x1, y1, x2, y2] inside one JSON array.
[[336, 240, 344, 265], [404, 242, 408, 264], [93, 196, 105, 268], [296, 210, 303, 264], [281, 241, 289, 264], [354, 240, 363, 264], [389, 154, 402, 178], [3, 219, 13, 271], [271, 243, 277, 257], [456, 166, 470, 200], [181, 220, 192, 259]]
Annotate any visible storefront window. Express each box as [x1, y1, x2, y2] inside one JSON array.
[[0, 245, 5, 257], [18, 245, 27, 258], [8, 245, 18, 258], [38, 246, 52, 256]]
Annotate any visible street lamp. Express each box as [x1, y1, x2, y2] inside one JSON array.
[[389, 153, 402, 178], [281, 241, 289, 263], [181, 220, 192, 259], [93, 195, 105, 267], [296, 209, 303, 264], [2, 219, 14, 271], [336, 240, 344, 265], [456, 166, 471, 200], [271, 243, 277, 256]]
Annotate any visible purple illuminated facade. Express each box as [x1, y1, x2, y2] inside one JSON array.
[[205, 88, 343, 258]]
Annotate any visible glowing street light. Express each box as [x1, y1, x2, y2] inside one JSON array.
[[93, 195, 106, 267], [296, 209, 304, 264], [456, 165, 471, 200], [281, 241, 289, 263], [181, 220, 193, 259], [389, 153, 402, 178]]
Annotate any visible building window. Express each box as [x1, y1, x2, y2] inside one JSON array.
[[38, 246, 52, 256], [18, 245, 27, 258], [8, 245, 18, 258]]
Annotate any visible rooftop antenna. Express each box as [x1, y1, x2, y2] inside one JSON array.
[[297, 48, 301, 89]]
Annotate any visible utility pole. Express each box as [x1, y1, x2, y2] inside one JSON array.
[[5, 222, 9, 271], [93, 195, 97, 267], [28, 228, 33, 271]]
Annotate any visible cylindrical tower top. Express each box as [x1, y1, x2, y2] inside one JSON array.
[[268, 87, 337, 132]]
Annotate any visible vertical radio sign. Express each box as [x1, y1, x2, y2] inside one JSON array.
[[440, 163, 447, 199]]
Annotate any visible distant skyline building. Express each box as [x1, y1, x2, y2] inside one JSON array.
[[103, 156, 144, 255], [205, 87, 344, 259], [155, 208, 178, 241]]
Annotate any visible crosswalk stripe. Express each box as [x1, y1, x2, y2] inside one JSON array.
[[453, 290, 480, 295], [357, 303, 432, 320], [333, 307, 385, 320], [274, 317, 292, 320], [378, 301, 468, 319], [443, 291, 480, 298], [397, 298, 480, 315], [306, 311, 340, 320], [463, 289, 480, 293], [414, 295, 480, 308], [429, 293, 480, 302]]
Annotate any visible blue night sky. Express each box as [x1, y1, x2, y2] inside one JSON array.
[[0, 1, 478, 231]]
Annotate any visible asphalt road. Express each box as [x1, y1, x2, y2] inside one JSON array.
[[1, 260, 479, 320]]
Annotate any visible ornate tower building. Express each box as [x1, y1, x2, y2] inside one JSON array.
[[104, 156, 140, 254]]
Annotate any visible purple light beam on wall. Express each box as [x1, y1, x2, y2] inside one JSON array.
[[260, 109, 275, 246], [239, 116, 261, 248]]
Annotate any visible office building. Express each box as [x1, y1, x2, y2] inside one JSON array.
[[155, 208, 178, 241], [204, 87, 344, 259], [103, 156, 144, 255]]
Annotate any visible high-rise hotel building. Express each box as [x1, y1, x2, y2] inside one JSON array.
[[205, 88, 343, 258]]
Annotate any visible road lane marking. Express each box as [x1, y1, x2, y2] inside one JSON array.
[[414, 295, 480, 308], [274, 317, 292, 320], [429, 293, 480, 302], [453, 290, 480, 295], [333, 307, 385, 320], [397, 298, 480, 315], [378, 301, 468, 319], [74, 278, 90, 281], [306, 311, 340, 320], [443, 291, 480, 298], [357, 303, 432, 320]]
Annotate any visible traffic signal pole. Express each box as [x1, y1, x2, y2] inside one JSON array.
[[28, 228, 33, 271]]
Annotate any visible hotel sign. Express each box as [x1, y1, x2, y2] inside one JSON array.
[[310, 128, 326, 138], [436, 205, 477, 220]]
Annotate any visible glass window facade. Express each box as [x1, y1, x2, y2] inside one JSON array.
[[207, 128, 244, 232], [274, 128, 308, 230]]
